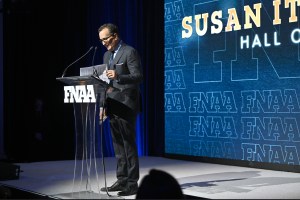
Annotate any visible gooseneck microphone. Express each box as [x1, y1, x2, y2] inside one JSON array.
[[61, 46, 94, 77], [92, 46, 99, 76]]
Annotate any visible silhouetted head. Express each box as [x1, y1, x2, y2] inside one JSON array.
[[136, 169, 184, 199]]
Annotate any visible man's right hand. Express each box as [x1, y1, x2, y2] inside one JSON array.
[[99, 107, 107, 120]]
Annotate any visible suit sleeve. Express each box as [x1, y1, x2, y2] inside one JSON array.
[[117, 48, 143, 84]]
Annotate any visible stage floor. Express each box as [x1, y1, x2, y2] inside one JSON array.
[[1, 156, 300, 199]]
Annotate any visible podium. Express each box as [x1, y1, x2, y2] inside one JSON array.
[[54, 64, 114, 199]]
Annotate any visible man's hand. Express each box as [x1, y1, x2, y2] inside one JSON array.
[[99, 107, 107, 120], [106, 70, 118, 80]]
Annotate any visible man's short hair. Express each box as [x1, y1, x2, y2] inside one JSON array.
[[98, 23, 119, 35]]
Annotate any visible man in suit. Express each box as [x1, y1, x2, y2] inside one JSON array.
[[98, 23, 143, 196]]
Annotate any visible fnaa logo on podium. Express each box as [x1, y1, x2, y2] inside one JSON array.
[[64, 85, 96, 103]]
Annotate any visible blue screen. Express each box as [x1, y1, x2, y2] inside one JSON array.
[[165, 0, 300, 166]]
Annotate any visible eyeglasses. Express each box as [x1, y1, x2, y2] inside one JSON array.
[[99, 34, 114, 43]]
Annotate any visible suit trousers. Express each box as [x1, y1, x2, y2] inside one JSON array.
[[109, 111, 139, 186]]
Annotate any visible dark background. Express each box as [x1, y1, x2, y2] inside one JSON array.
[[0, 0, 3, 160], [2, 0, 164, 162]]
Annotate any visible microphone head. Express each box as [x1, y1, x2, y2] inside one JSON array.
[[91, 46, 98, 67]]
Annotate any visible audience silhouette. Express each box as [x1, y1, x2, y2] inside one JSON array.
[[136, 169, 184, 199]]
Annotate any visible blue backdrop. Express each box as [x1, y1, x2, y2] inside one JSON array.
[[165, 0, 300, 166], [84, 0, 164, 157], [85, 0, 146, 156]]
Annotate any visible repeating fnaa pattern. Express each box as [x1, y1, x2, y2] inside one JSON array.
[[164, 0, 300, 165]]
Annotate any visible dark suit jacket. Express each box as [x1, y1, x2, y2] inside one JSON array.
[[102, 42, 143, 115]]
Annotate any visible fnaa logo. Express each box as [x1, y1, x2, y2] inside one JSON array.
[[64, 85, 96, 103]]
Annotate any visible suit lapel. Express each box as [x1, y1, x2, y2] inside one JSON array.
[[112, 43, 126, 66]]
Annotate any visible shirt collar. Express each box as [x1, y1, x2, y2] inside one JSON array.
[[113, 40, 122, 54]]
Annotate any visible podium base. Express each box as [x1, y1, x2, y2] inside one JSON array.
[[53, 191, 123, 199]]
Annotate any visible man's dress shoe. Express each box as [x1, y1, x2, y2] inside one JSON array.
[[100, 181, 126, 192]]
